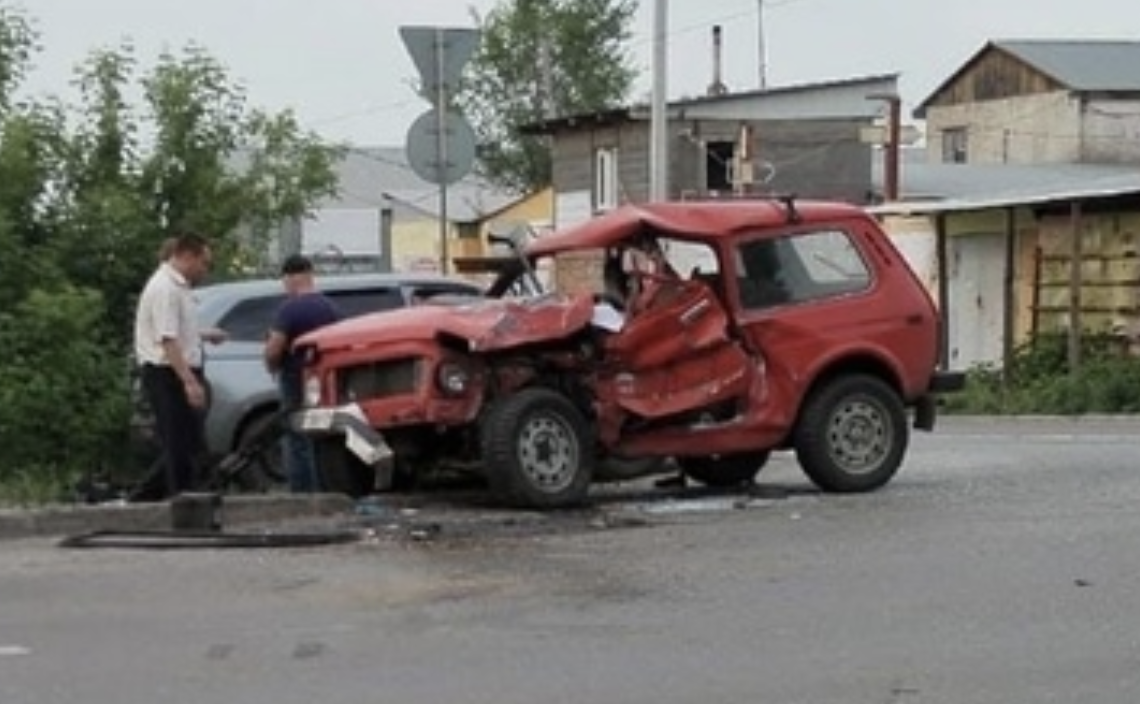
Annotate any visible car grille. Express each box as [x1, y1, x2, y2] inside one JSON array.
[[337, 358, 420, 403]]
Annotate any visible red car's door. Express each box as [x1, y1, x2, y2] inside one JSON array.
[[594, 275, 757, 444]]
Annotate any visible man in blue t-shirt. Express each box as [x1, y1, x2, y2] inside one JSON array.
[[264, 254, 342, 492]]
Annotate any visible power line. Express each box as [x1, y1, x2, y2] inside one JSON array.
[[304, 99, 418, 128], [627, 0, 814, 48], [340, 145, 417, 172], [629, 8, 754, 48], [296, 0, 825, 139]]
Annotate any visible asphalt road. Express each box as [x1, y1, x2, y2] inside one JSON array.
[[2, 416, 1139, 704]]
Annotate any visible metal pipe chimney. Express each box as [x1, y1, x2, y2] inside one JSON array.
[[707, 25, 728, 97]]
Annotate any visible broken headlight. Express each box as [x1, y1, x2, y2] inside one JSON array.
[[436, 361, 470, 397], [303, 375, 322, 407]]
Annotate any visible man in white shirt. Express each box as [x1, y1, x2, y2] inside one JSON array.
[[133, 233, 216, 498]]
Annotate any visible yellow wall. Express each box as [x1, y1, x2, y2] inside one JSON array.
[[943, 210, 1014, 236], [941, 207, 1140, 342], [388, 188, 556, 276], [391, 219, 447, 272], [877, 214, 939, 293], [880, 206, 1140, 349], [1031, 210, 1140, 338], [482, 187, 555, 237]]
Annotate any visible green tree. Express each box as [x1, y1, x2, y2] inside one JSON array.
[[0, 6, 63, 303], [0, 3, 34, 112], [461, 0, 637, 191], [48, 43, 344, 340], [51, 46, 154, 338], [137, 45, 344, 280], [0, 105, 68, 304], [0, 4, 344, 500]]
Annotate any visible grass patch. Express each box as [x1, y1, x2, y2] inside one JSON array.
[[0, 465, 78, 508], [945, 333, 1140, 415]]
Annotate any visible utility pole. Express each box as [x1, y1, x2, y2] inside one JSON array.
[[378, 202, 393, 273], [433, 28, 451, 274], [757, 0, 767, 89], [650, 0, 669, 202], [538, 35, 555, 119], [884, 95, 901, 201]]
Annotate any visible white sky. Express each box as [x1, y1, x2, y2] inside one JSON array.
[[17, 0, 1140, 146]]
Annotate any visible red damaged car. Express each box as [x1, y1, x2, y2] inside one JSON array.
[[292, 198, 964, 508]]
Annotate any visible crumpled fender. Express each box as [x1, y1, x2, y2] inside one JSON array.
[[297, 294, 597, 354], [446, 293, 597, 352]]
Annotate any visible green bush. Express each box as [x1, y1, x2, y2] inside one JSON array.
[[945, 333, 1140, 415], [0, 285, 130, 502]]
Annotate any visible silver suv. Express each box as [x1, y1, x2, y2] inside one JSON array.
[[131, 272, 483, 489]]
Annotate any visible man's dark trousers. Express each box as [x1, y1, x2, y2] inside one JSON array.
[[139, 364, 207, 498]]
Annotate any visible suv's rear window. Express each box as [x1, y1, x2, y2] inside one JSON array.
[[408, 283, 483, 302], [327, 288, 404, 318], [217, 295, 285, 342], [216, 288, 407, 342]]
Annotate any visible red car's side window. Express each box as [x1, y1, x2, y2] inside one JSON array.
[[736, 229, 871, 310]]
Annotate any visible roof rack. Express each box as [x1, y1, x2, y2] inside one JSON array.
[[676, 190, 803, 224], [777, 194, 801, 224]]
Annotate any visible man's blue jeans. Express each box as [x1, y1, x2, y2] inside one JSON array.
[[279, 374, 321, 493]]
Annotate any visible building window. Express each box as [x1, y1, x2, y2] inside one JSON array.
[[594, 147, 618, 211], [941, 128, 968, 163]]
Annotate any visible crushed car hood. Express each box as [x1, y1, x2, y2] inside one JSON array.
[[297, 294, 596, 353]]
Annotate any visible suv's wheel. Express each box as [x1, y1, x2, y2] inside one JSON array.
[[678, 451, 770, 487], [230, 410, 286, 493], [481, 388, 594, 509], [793, 375, 908, 493]]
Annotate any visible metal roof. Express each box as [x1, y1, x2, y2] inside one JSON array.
[[668, 73, 900, 109], [995, 40, 1140, 92], [524, 73, 900, 135], [915, 40, 1140, 117], [869, 161, 1140, 215]]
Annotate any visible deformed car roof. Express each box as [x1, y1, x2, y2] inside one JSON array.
[[526, 200, 866, 257]]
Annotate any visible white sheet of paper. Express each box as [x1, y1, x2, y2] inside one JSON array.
[[591, 303, 625, 332]]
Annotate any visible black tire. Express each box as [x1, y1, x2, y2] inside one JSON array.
[[793, 374, 908, 493], [678, 450, 770, 487], [230, 410, 286, 493], [314, 438, 375, 498], [595, 453, 668, 482], [481, 388, 594, 509]]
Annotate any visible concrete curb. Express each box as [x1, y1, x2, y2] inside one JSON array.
[[0, 493, 355, 541]]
